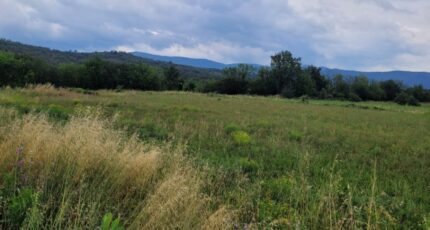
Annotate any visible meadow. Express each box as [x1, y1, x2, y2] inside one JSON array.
[[0, 85, 429, 229]]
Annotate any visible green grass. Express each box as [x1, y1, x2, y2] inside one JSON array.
[[0, 86, 429, 228]]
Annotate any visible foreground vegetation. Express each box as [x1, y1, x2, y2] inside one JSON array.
[[0, 106, 233, 229], [0, 85, 429, 228]]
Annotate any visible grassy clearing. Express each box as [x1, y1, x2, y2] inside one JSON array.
[[0, 86, 429, 228]]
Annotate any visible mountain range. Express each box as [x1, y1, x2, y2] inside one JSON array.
[[133, 52, 430, 88]]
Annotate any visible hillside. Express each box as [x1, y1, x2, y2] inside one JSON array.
[[0, 39, 222, 79]]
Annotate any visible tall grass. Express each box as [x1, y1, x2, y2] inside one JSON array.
[[0, 108, 233, 229]]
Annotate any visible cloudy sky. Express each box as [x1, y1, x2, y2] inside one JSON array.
[[0, 0, 429, 71]]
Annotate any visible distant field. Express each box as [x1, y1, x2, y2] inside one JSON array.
[[0, 85, 429, 229]]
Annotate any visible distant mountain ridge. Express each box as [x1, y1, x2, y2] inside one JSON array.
[[133, 52, 264, 70], [133, 52, 430, 88], [320, 67, 430, 88]]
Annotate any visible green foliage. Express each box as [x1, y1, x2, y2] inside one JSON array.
[[7, 188, 34, 225], [101, 213, 125, 230], [394, 92, 421, 106], [164, 66, 183, 90], [231, 131, 251, 145], [1, 169, 36, 227]]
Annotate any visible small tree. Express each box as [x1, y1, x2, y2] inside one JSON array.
[[164, 66, 183, 90]]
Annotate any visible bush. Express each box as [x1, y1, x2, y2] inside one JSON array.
[[231, 131, 251, 145], [394, 92, 421, 106]]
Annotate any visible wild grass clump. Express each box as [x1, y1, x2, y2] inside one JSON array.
[[0, 109, 233, 229]]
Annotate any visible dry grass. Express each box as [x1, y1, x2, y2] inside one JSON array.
[[0, 108, 233, 229]]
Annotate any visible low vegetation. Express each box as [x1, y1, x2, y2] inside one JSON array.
[[0, 86, 429, 228], [0, 106, 233, 229]]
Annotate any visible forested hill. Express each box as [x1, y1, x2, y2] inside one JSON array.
[[0, 39, 222, 79]]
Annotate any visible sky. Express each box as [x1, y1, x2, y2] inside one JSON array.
[[0, 0, 429, 71]]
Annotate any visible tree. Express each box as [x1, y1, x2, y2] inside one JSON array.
[[304, 66, 328, 93], [216, 65, 251, 94], [331, 74, 350, 98], [351, 76, 370, 100], [164, 66, 183, 90], [295, 71, 316, 97], [270, 51, 302, 94], [380, 80, 402, 101], [407, 85, 430, 102]]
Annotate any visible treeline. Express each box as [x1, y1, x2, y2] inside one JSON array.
[[1, 50, 429, 105], [0, 51, 184, 91], [203, 51, 430, 106]]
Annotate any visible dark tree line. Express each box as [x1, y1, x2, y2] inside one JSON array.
[[203, 51, 430, 106], [0, 51, 183, 91], [1, 50, 429, 106]]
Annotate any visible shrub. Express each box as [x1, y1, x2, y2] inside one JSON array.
[[394, 92, 421, 106], [231, 131, 251, 145]]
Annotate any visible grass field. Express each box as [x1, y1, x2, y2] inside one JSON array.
[[0, 85, 429, 229]]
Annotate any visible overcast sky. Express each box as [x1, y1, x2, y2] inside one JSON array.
[[0, 0, 429, 71]]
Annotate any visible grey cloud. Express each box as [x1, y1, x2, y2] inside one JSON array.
[[0, 0, 429, 70]]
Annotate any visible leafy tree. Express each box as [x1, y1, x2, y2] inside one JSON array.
[[380, 80, 402, 100], [407, 85, 430, 102], [351, 76, 371, 100], [164, 66, 183, 90], [331, 74, 350, 98], [304, 66, 328, 93], [295, 71, 316, 97], [270, 51, 302, 94]]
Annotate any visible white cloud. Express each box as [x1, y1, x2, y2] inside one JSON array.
[[117, 41, 271, 64]]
